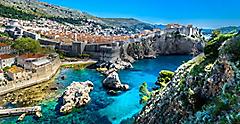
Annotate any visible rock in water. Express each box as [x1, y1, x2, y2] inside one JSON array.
[[103, 71, 129, 91], [60, 80, 94, 114]]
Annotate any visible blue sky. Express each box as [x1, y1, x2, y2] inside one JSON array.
[[41, 0, 240, 28]]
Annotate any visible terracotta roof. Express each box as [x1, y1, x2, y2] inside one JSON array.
[[19, 53, 46, 59], [0, 43, 9, 47], [0, 54, 15, 59], [7, 65, 24, 73]]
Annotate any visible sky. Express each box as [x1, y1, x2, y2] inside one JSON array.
[[41, 0, 240, 28]]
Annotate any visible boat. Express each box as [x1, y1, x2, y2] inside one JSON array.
[[17, 113, 26, 121]]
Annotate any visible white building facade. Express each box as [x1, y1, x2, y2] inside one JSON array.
[[0, 54, 15, 69]]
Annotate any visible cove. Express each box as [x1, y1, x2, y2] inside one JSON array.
[[0, 55, 191, 124]]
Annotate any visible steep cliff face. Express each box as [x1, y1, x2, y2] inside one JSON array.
[[126, 38, 155, 60], [135, 33, 240, 123], [153, 32, 204, 55], [126, 32, 204, 60]]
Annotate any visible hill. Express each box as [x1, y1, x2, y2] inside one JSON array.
[[202, 26, 240, 36], [0, 0, 154, 33]]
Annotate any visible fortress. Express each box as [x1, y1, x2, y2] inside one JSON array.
[[0, 53, 61, 95], [164, 24, 201, 37]]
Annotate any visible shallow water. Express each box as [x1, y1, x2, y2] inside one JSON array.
[[0, 55, 191, 124]]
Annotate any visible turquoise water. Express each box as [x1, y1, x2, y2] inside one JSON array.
[[0, 55, 191, 124]]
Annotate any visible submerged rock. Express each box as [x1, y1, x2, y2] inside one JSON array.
[[59, 81, 94, 114], [61, 75, 66, 80]]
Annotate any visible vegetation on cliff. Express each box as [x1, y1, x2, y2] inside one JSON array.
[[139, 82, 151, 104], [136, 32, 240, 123], [156, 70, 174, 88], [139, 70, 174, 104], [204, 32, 236, 59]]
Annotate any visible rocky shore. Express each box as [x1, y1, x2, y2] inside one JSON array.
[[126, 32, 204, 60], [96, 32, 204, 96], [59, 81, 94, 114], [135, 33, 240, 123]]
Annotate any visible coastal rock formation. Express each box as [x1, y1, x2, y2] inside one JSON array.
[[126, 37, 156, 60], [99, 59, 133, 70], [136, 33, 240, 123], [125, 32, 204, 60], [114, 59, 133, 70], [103, 71, 129, 91], [97, 59, 131, 95], [60, 81, 94, 114], [97, 59, 133, 76], [153, 32, 204, 55]]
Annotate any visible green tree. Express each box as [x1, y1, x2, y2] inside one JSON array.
[[0, 32, 9, 38], [211, 30, 221, 39], [13, 37, 41, 54]]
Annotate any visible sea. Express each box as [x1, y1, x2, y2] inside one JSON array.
[[0, 55, 191, 124]]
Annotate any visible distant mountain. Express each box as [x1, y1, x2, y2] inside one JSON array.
[[0, 0, 155, 33], [201, 28, 213, 35], [100, 18, 154, 31], [202, 26, 240, 36], [217, 26, 240, 34], [153, 24, 166, 29]]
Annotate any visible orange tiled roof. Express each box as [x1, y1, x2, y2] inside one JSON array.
[[40, 31, 130, 44], [19, 53, 46, 59], [0, 43, 9, 47], [0, 54, 14, 59]]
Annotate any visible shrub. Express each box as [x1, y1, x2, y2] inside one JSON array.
[[204, 33, 236, 59], [0, 32, 9, 38], [79, 54, 90, 58], [212, 96, 231, 116], [139, 82, 151, 97], [139, 82, 151, 104], [221, 34, 240, 61], [3, 66, 10, 71], [140, 96, 150, 104], [156, 70, 174, 87]]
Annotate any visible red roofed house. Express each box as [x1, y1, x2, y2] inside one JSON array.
[[0, 43, 11, 55], [16, 53, 48, 70], [0, 54, 15, 69]]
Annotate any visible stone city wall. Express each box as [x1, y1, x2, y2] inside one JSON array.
[[0, 57, 61, 95]]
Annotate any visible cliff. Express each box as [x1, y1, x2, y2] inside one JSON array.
[[135, 32, 240, 123], [126, 32, 204, 60]]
